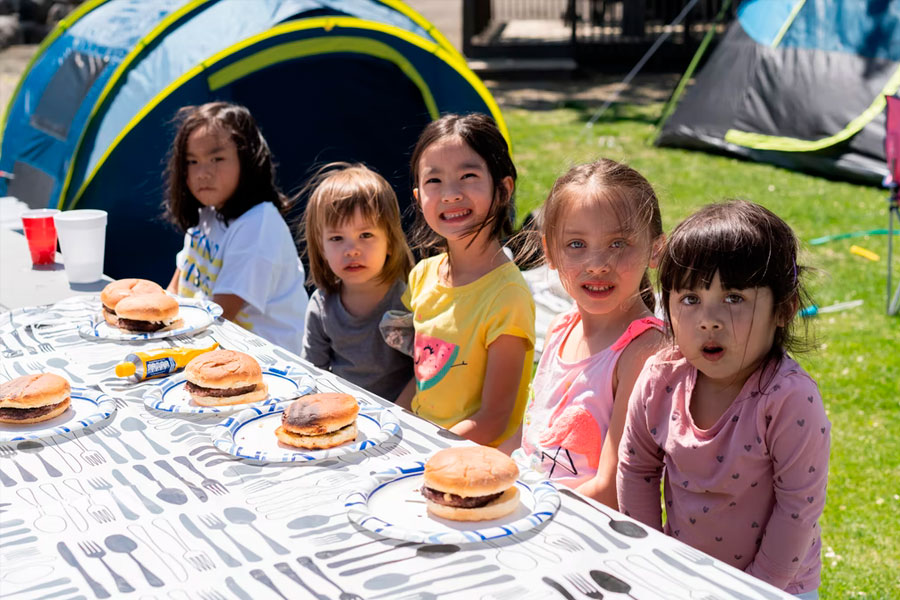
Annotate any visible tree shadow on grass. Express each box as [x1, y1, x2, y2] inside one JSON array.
[[485, 71, 680, 124]]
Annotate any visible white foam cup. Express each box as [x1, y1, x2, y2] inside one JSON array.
[[53, 209, 108, 283]]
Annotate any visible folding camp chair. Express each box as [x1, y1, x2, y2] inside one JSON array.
[[885, 95, 900, 315]]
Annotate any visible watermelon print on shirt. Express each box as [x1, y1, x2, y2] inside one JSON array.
[[414, 333, 462, 391]]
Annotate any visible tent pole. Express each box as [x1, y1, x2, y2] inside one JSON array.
[[889, 187, 900, 315], [656, 0, 734, 130]]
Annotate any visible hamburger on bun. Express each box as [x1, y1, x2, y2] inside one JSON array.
[[100, 279, 164, 325], [112, 293, 182, 333], [422, 446, 520, 522], [184, 350, 268, 406], [0, 374, 71, 424], [276, 393, 359, 449]]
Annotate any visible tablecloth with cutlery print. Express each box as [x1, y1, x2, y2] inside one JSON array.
[[0, 295, 795, 600]]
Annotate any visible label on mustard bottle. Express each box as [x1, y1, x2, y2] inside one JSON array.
[[146, 357, 178, 377]]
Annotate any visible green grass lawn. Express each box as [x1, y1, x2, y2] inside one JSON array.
[[502, 102, 899, 598]]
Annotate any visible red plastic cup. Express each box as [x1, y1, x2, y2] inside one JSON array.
[[21, 209, 60, 265]]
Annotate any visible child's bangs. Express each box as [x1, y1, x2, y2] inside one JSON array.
[[321, 193, 381, 230], [664, 221, 774, 292], [548, 186, 652, 242]]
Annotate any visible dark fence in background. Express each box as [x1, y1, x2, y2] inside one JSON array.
[[464, 0, 736, 70]]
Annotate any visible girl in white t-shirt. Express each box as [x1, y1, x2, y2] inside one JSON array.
[[163, 102, 308, 353]]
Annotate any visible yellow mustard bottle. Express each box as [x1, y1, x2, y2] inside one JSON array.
[[115, 343, 219, 382]]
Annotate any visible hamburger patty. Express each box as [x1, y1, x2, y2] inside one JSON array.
[[116, 318, 166, 332], [102, 305, 116, 316], [0, 400, 66, 420], [421, 487, 504, 509], [283, 422, 355, 437], [184, 381, 258, 397]]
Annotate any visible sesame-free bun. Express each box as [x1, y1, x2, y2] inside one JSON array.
[[424, 446, 519, 497], [103, 309, 119, 326], [426, 486, 521, 522], [184, 350, 267, 407], [114, 293, 179, 322], [1, 374, 70, 409], [275, 421, 359, 449], [101, 279, 164, 310], [185, 350, 263, 389], [0, 374, 72, 424], [422, 446, 520, 522], [276, 393, 359, 450], [281, 393, 359, 435]]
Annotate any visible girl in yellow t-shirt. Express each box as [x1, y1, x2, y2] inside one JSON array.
[[400, 114, 535, 448]]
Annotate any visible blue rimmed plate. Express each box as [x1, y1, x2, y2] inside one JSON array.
[[143, 365, 313, 415], [78, 297, 223, 341], [210, 402, 400, 462], [0, 387, 116, 442], [345, 462, 560, 544]]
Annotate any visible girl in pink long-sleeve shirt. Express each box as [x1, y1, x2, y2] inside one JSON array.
[[618, 200, 830, 598]]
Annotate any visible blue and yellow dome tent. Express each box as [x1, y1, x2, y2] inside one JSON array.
[[0, 0, 507, 282]]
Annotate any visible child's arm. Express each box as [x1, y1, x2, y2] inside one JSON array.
[[212, 294, 247, 323], [746, 380, 830, 589], [300, 294, 332, 369], [450, 334, 528, 445], [616, 365, 665, 530], [394, 377, 416, 409], [166, 268, 180, 294], [577, 330, 662, 508]]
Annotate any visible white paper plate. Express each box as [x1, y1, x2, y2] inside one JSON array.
[[345, 462, 560, 544], [211, 402, 400, 462], [143, 366, 313, 415], [0, 388, 116, 442], [78, 298, 223, 341]]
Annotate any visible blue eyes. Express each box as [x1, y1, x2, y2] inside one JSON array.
[[565, 240, 626, 250]]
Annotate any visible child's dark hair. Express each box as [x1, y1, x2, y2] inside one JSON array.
[[164, 102, 288, 231], [659, 199, 811, 374], [541, 159, 663, 312], [298, 162, 414, 295], [408, 113, 516, 255]]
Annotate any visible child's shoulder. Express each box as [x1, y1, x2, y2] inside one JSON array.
[[761, 356, 822, 405], [224, 202, 292, 243], [407, 254, 443, 288], [241, 201, 282, 224], [646, 345, 688, 370], [411, 253, 443, 275], [479, 262, 533, 305]]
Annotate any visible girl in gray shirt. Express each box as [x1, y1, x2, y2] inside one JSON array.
[[298, 163, 414, 401]]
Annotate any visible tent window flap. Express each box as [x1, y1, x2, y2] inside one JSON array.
[[30, 50, 108, 140]]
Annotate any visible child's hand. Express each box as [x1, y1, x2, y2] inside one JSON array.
[[167, 268, 181, 294], [212, 293, 247, 322]]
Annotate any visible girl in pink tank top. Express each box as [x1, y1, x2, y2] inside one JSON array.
[[512, 160, 664, 508]]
